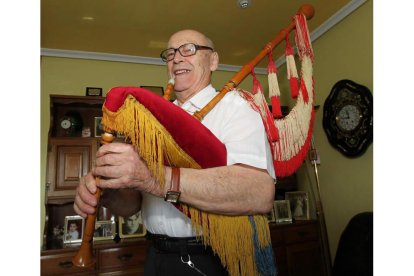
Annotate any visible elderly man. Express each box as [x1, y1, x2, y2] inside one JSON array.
[[74, 29, 275, 276]]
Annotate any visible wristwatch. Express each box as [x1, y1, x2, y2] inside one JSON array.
[[164, 167, 181, 203]]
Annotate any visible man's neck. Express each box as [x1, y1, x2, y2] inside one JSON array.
[[176, 84, 211, 105]]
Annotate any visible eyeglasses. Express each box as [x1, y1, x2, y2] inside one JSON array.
[[160, 43, 214, 62]]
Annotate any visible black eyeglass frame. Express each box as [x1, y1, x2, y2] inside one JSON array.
[[160, 43, 214, 62]]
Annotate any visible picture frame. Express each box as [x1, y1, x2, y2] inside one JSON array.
[[93, 220, 116, 241], [267, 205, 276, 223], [274, 200, 293, 224], [118, 211, 146, 238], [86, 87, 103, 96], [140, 86, 164, 96], [94, 117, 103, 137], [285, 191, 310, 220], [63, 215, 84, 244]]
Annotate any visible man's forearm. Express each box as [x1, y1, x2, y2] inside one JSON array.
[[168, 165, 275, 216]]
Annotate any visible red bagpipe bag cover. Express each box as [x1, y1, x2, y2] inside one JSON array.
[[102, 87, 276, 276]]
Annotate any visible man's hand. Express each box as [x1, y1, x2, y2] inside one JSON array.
[[73, 142, 149, 218], [92, 143, 163, 196], [73, 172, 99, 218]]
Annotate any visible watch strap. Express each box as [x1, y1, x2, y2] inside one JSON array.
[[170, 167, 180, 193], [164, 167, 181, 203]]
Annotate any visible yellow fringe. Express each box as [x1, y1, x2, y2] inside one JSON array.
[[102, 95, 201, 187], [102, 94, 272, 276]]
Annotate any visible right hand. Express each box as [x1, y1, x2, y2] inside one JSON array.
[[73, 172, 99, 218]]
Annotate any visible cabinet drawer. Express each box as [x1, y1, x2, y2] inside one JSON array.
[[41, 251, 95, 275], [98, 245, 147, 272], [270, 225, 284, 245], [284, 224, 318, 244]]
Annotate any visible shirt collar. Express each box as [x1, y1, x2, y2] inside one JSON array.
[[174, 84, 217, 111]]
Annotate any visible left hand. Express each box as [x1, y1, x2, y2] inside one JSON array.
[[92, 142, 163, 197]]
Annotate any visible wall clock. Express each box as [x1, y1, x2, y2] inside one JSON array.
[[59, 111, 83, 136], [322, 79, 373, 157]]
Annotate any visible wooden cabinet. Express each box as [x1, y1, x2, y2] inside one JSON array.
[[46, 138, 98, 201], [270, 220, 326, 276], [41, 239, 149, 276], [41, 94, 151, 276]]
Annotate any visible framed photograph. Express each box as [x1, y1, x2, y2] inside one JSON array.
[[274, 200, 293, 224], [267, 205, 276, 223], [86, 87, 103, 96], [140, 86, 164, 96], [63, 215, 84, 244], [94, 117, 103, 137], [285, 191, 309, 220], [93, 220, 116, 241], [119, 211, 146, 238]]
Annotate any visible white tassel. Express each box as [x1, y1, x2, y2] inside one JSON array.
[[268, 72, 281, 98], [286, 55, 299, 80]]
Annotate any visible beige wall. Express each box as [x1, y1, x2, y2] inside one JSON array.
[[41, 0, 373, 265]]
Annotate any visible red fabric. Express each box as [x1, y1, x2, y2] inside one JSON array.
[[104, 86, 227, 168]]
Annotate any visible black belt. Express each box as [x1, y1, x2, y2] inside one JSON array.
[[147, 232, 213, 255]]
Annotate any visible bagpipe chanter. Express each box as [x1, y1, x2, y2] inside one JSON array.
[[100, 5, 315, 276]]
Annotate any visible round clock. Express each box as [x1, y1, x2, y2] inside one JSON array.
[[59, 111, 83, 136], [323, 79, 373, 157]]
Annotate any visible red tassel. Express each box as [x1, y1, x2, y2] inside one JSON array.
[[252, 72, 260, 95], [290, 76, 299, 99], [271, 96, 283, 118], [285, 35, 299, 99], [250, 68, 280, 142], [294, 14, 314, 62], [300, 77, 309, 103], [265, 113, 279, 142]]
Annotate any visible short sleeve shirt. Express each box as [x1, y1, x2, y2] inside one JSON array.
[[141, 85, 275, 237]]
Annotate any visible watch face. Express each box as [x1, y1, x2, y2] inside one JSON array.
[[335, 104, 362, 132]]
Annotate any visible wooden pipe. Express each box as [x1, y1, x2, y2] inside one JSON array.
[[72, 132, 115, 268], [163, 77, 175, 101], [193, 4, 314, 121]]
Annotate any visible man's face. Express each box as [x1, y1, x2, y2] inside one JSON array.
[[166, 30, 218, 101]]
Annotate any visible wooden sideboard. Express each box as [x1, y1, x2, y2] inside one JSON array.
[[41, 238, 149, 275], [270, 220, 326, 276], [41, 221, 325, 276]]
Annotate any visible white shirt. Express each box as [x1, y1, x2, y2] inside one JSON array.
[[141, 85, 275, 237]]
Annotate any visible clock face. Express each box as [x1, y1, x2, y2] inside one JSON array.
[[335, 104, 362, 132], [60, 119, 71, 129], [59, 112, 83, 136], [323, 80, 373, 157]]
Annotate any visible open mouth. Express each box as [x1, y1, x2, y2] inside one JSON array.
[[174, 69, 191, 76]]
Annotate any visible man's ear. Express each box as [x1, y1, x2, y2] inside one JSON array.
[[209, 52, 219, 72]]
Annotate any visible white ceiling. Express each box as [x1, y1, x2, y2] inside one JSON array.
[[41, 0, 366, 67]]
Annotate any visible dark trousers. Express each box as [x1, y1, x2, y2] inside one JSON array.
[[144, 234, 228, 276]]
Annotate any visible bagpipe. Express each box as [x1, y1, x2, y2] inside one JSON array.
[[73, 4, 315, 276]]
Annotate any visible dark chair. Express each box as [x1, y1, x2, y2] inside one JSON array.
[[332, 212, 373, 276]]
